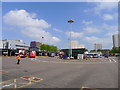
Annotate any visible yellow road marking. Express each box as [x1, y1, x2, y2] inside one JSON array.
[[0, 76, 43, 88], [80, 86, 98, 90]]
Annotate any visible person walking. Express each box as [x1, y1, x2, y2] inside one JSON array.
[[16, 55, 21, 64]]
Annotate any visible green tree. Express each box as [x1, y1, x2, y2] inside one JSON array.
[[90, 50, 96, 52], [109, 47, 120, 53], [40, 44, 58, 52]]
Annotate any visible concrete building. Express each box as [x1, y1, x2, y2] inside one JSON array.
[[70, 41, 79, 49], [30, 41, 42, 47], [112, 34, 120, 47], [0, 40, 29, 50], [70, 40, 85, 49], [94, 43, 102, 50], [0, 40, 29, 56], [78, 44, 85, 48]]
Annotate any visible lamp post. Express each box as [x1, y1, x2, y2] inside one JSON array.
[[68, 19, 74, 57], [41, 36, 44, 44]]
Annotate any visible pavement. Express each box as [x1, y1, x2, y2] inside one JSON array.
[[0, 56, 119, 89]]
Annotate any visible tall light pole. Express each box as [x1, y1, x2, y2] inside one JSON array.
[[68, 19, 74, 57]]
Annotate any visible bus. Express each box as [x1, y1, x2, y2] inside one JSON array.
[[18, 49, 26, 58], [29, 51, 36, 58]]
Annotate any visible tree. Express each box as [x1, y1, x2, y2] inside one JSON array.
[[90, 50, 96, 52], [109, 47, 120, 53], [40, 44, 58, 52]]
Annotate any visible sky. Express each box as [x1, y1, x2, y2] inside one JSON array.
[[2, 2, 118, 50]]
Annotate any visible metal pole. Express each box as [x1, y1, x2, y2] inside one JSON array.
[[68, 19, 74, 57], [70, 23, 72, 57]]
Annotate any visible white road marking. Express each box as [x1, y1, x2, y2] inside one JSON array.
[[2, 83, 14, 88], [111, 59, 116, 62], [109, 59, 112, 62], [31, 58, 117, 64]]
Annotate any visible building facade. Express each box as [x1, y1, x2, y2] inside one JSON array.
[[94, 43, 102, 50], [70, 41, 79, 49], [0, 40, 29, 50], [70, 40, 85, 49], [0, 40, 29, 56], [112, 34, 120, 47], [30, 41, 42, 47]]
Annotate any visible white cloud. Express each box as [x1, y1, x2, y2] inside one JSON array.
[[66, 31, 84, 38], [3, 10, 51, 28], [94, 2, 117, 12], [52, 37, 60, 42], [84, 2, 118, 15], [83, 27, 101, 33], [102, 23, 118, 32], [21, 27, 60, 44], [84, 36, 112, 49], [103, 14, 113, 20], [82, 20, 93, 25], [3, 9, 60, 44], [53, 28, 63, 32], [106, 32, 118, 37]]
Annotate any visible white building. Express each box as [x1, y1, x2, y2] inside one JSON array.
[[70, 40, 85, 49], [94, 43, 102, 50], [0, 40, 29, 50], [78, 44, 85, 48], [70, 40, 79, 49], [112, 34, 120, 47]]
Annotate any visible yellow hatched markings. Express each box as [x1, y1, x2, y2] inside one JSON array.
[[0, 76, 43, 88]]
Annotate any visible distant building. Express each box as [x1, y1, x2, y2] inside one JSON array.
[[30, 41, 42, 47], [0, 40, 29, 50], [61, 48, 87, 59], [94, 43, 102, 50], [112, 34, 120, 47], [70, 40, 85, 49], [78, 44, 85, 48], [70, 41, 79, 49], [0, 40, 29, 56]]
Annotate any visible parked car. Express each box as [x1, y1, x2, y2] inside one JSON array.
[[115, 53, 120, 57]]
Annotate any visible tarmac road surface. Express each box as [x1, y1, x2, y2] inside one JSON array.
[[1, 56, 118, 89]]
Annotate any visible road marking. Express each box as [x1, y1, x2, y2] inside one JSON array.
[[80, 86, 98, 90], [2, 83, 14, 88], [31, 59, 116, 64], [109, 59, 111, 62], [111, 59, 116, 62], [1, 76, 43, 88]]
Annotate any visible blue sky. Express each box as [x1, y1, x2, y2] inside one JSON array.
[[2, 2, 118, 50]]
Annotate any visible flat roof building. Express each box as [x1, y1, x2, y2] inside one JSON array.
[[94, 43, 102, 50], [112, 34, 120, 47], [0, 40, 29, 50], [70, 40, 85, 49], [30, 41, 42, 47]]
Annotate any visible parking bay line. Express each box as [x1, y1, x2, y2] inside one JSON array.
[[111, 59, 116, 62], [32, 59, 114, 64]]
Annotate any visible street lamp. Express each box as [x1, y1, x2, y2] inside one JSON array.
[[41, 36, 44, 44], [68, 19, 74, 57]]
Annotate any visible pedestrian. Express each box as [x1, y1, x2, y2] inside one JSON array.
[[16, 55, 21, 64], [61, 51, 65, 59], [59, 51, 62, 59]]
